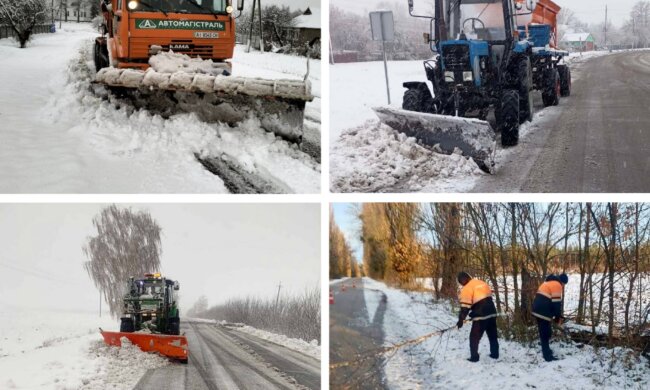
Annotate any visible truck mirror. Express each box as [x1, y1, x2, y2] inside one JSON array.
[[237, 0, 245, 11], [408, 0, 414, 12], [526, 0, 538, 11], [423, 32, 430, 43]]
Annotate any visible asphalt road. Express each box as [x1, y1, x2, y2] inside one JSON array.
[[473, 50, 650, 192], [329, 278, 388, 390], [134, 322, 320, 390]]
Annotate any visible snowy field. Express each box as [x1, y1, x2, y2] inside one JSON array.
[[329, 51, 615, 193], [0, 304, 169, 389], [362, 277, 650, 390], [0, 24, 320, 193]]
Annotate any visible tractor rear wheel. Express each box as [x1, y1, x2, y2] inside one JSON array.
[[168, 317, 180, 335], [542, 69, 560, 107], [120, 317, 135, 333], [558, 65, 571, 97], [517, 58, 534, 123], [496, 89, 520, 147]]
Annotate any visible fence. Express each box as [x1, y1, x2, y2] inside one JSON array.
[[0, 24, 53, 40]]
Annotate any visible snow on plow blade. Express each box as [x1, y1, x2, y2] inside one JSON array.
[[100, 329, 188, 362], [373, 106, 496, 173], [95, 68, 313, 143]]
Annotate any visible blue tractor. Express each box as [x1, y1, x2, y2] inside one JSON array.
[[374, 0, 570, 172]]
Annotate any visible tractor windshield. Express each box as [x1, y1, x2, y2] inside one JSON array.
[[131, 0, 228, 14], [446, 0, 506, 41]]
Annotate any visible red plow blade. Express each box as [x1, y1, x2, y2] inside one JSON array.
[[100, 329, 188, 362]]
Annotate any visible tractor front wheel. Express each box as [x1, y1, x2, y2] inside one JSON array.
[[542, 69, 560, 107], [120, 317, 135, 333], [517, 58, 534, 123], [168, 317, 181, 335], [496, 89, 520, 147]]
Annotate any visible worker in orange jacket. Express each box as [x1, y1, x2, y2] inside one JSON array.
[[456, 272, 499, 362], [532, 273, 569, 361]]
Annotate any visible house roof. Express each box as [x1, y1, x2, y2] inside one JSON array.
[[561, 32, 593, 42], [291, 7, 321, 29]]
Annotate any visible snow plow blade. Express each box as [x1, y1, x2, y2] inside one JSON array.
[[95, 68, 313, 143], [100, 329, 188, 362], [373, 106, 496, 173]]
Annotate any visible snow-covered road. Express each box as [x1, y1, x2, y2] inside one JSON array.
[[135, 321, 321, 389], [0, 24, 320, 193]]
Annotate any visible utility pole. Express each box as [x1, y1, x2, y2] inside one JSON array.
[[258, 0, 264, 53], [275, 281, 282, 307], [605, 4, 607, 47]]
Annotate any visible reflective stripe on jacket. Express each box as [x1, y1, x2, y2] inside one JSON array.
[[532, 280, 563, 321], [459, 278, 497, 320]]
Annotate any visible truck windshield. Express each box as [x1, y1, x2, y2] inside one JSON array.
[[132, 0, 227, 14], [447, 0, 506, 41]]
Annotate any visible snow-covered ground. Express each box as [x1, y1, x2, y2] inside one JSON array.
[[362, 277, 650, 390], [0, 305, 169, 389], [0, 24, 319, 193], [329, 51, 615, 193]]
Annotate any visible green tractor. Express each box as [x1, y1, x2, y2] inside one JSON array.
[[120, 273, 182, 336]]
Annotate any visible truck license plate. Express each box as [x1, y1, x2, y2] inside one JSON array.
[[194, 32, 219, 39]]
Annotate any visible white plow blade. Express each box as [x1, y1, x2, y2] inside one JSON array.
[[373, 106, 496, 173]]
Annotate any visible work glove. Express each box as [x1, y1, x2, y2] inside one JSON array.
[[456, 319, 464, 329]]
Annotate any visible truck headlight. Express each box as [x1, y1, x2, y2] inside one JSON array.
[[463, 71, 473, 82], [444, 71, 454, 82], [226, 5, 234, 13], [128, 1, 139, 10]]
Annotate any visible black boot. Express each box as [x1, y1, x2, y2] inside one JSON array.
[[489, 353, 499, 359], [467, 355, 479, 362]]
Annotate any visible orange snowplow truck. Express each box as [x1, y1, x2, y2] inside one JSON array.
[[95, 0, 245, 71]]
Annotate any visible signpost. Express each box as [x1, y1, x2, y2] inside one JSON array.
[[370, 11, 395, 104]]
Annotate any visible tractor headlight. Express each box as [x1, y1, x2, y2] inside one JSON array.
[[444, 71, 454, 82], [128, 1, 139, 10], [226, 5, 234, 13]]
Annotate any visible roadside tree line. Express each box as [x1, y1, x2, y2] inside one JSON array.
[[352, 203, 650, 348], [329, 208, 363, 279]]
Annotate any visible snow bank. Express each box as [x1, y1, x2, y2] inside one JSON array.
[[362, 277, 650, 390], [330, 121, 482, 193], [0, 306, 168, 389], [329, 277, 350, 286], [235, 325, 321, 360]]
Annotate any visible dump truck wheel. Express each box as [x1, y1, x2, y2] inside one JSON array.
[[542, 69, 560, 107], [93, 41, 109, 72], [497, 90, 520, 147], [517, 58, 534, 123], [120, 317, 135, 333], [558, 65, 571, 97]]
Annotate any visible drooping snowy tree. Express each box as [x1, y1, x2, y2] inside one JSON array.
[[0, 0, 49, 48], [82, 205, 163, 318]]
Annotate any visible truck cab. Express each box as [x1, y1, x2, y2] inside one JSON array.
[[96, 0, 245, 70]]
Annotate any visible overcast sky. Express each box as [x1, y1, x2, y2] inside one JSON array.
[[0, 204, 320, 314], [331, 0, 635, 27], [263, 0, 320, 11]]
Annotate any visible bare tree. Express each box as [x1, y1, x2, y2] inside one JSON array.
[[187, 295, 209, 317], [0, 0, 49, 48], [82, 205, 163, 317]]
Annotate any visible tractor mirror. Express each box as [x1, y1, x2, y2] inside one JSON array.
[[174, 282, 180, 291], [526, 0, 538, 11], [423, 32, 430, 43], [408, 0, 414, 12], [237, 0, 245, 11]]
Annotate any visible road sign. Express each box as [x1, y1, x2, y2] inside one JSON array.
[[369, 11, 395, 104]]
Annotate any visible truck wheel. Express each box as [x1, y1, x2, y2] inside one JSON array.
[[120, 317, 135, 333], [542, 69, 560, 107], [168, 317, 180, 335], [93, 41, 109, 72], [517, 58, 534, 123], [497, 90, 520, 147], [558, 65, 571, 97]]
